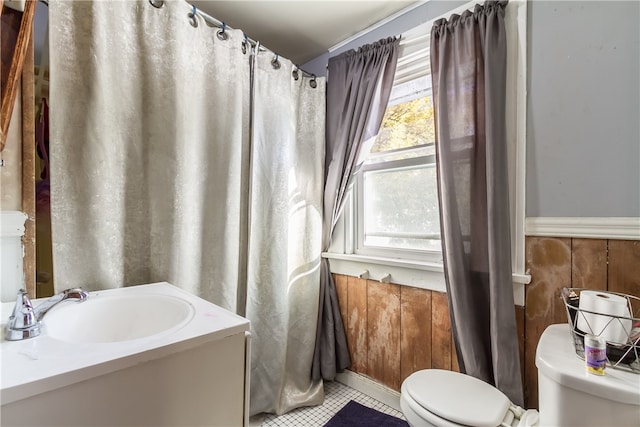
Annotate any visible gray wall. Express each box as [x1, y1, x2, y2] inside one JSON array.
[[303, 1, 640, 218], [302, 1, 467, 77], [526, 1, 639, 217], [34, 1, 49, 64]]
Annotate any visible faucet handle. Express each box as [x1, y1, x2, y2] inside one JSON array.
[[14, 289, 32, 309], [10, 289, 37, 328], [5, 289, 41, 340]]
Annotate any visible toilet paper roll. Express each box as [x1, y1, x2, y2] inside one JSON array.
[[577, 291, 632, 344]]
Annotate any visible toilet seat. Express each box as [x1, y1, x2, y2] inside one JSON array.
[[401, 380, 463, 427], [403, 370, 512, 427]]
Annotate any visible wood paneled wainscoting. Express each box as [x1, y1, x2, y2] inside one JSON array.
[[524, 237, 640, 408], [332, 274, 525, 392], [332, 238, 639, 410]]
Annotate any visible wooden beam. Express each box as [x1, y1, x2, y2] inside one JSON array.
[[0, 0, 35, 152], [431, 291, 452, 370], [366, 280, 401, 390], [347, 276, 368, 375], [400, 286, 432, 382], [22, 28, 35, 298]]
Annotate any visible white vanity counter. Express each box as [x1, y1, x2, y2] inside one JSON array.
[[1, 282, 251, 426]]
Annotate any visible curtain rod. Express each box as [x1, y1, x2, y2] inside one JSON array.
[[180, 1, 317, 80], [38, 0, 317, 82]]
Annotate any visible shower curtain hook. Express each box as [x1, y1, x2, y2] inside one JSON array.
[[242, 33, 249, 54], [188, 5, 198, 28], [292, 66, 299, 81], [217, 22, 228, 41], [309, 74, 317, 89], [271, 53, 281, 70]]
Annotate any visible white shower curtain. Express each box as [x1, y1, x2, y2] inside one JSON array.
[[49, 0, 324, 415], [248, 53, 325, 414]]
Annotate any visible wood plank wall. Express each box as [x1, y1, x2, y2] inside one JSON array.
[[1, 6, 22, 93], [21, 34, 35, 298], [524, 237, 640, 408], [334, 275, 459, 392], [332, 237, 639, 409]]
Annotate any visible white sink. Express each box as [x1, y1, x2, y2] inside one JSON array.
[[1, 282, 251, 426], [44, 293, 195, 343]]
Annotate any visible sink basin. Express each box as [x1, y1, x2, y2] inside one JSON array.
[[44, 293, 195, 343]]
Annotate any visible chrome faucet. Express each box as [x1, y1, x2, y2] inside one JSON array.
[[5, 288, 88, 341]]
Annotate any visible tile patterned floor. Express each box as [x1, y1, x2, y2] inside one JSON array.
[[251, 380, 406, 426]]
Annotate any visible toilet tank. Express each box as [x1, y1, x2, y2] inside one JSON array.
[[0, 211, 28, 302], [536, 324, 640, 426]]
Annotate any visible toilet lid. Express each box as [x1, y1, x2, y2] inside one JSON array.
[[405, 370, 511, 427]]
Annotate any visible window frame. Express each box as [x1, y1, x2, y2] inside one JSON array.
[[355, 142, 441, 263], [354, 74, 439, 261]]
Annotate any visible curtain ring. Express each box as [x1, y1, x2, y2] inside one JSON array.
[[271, 53, 281, 70], [217, 22, 228, 41], [148, 0, 164, 8], [292, 67, 299, 81], [309, 74, 317, 88], [241, 33, 248, 54], [188, 5, 198, 28]]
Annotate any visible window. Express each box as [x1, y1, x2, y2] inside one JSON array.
[[324, 0, 529, 302], [355, 75, 441, 261]]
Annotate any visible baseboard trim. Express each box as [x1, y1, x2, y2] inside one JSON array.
[[525, 217, 640, 240], [335, 370, 402, 412]]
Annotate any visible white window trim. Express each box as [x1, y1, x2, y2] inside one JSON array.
[[324, 0, 530, 306], [355, 146, 441, 263]]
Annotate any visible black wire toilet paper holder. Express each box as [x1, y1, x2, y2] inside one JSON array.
[[562, 287, 640, 374]]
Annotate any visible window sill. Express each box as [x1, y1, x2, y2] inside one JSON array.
[[322, 252, 530, 306]]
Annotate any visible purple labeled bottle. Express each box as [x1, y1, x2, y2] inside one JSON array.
[[584, 334, 606, 375]]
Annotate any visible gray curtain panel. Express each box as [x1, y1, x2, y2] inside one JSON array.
[[430, 1, 524, 406], [312, 37, 400, 381]]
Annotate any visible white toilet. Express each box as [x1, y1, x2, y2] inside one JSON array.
[[536, 324, 640, 426], [400, 324, 640, 427], [400, 369, 538, 427]]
